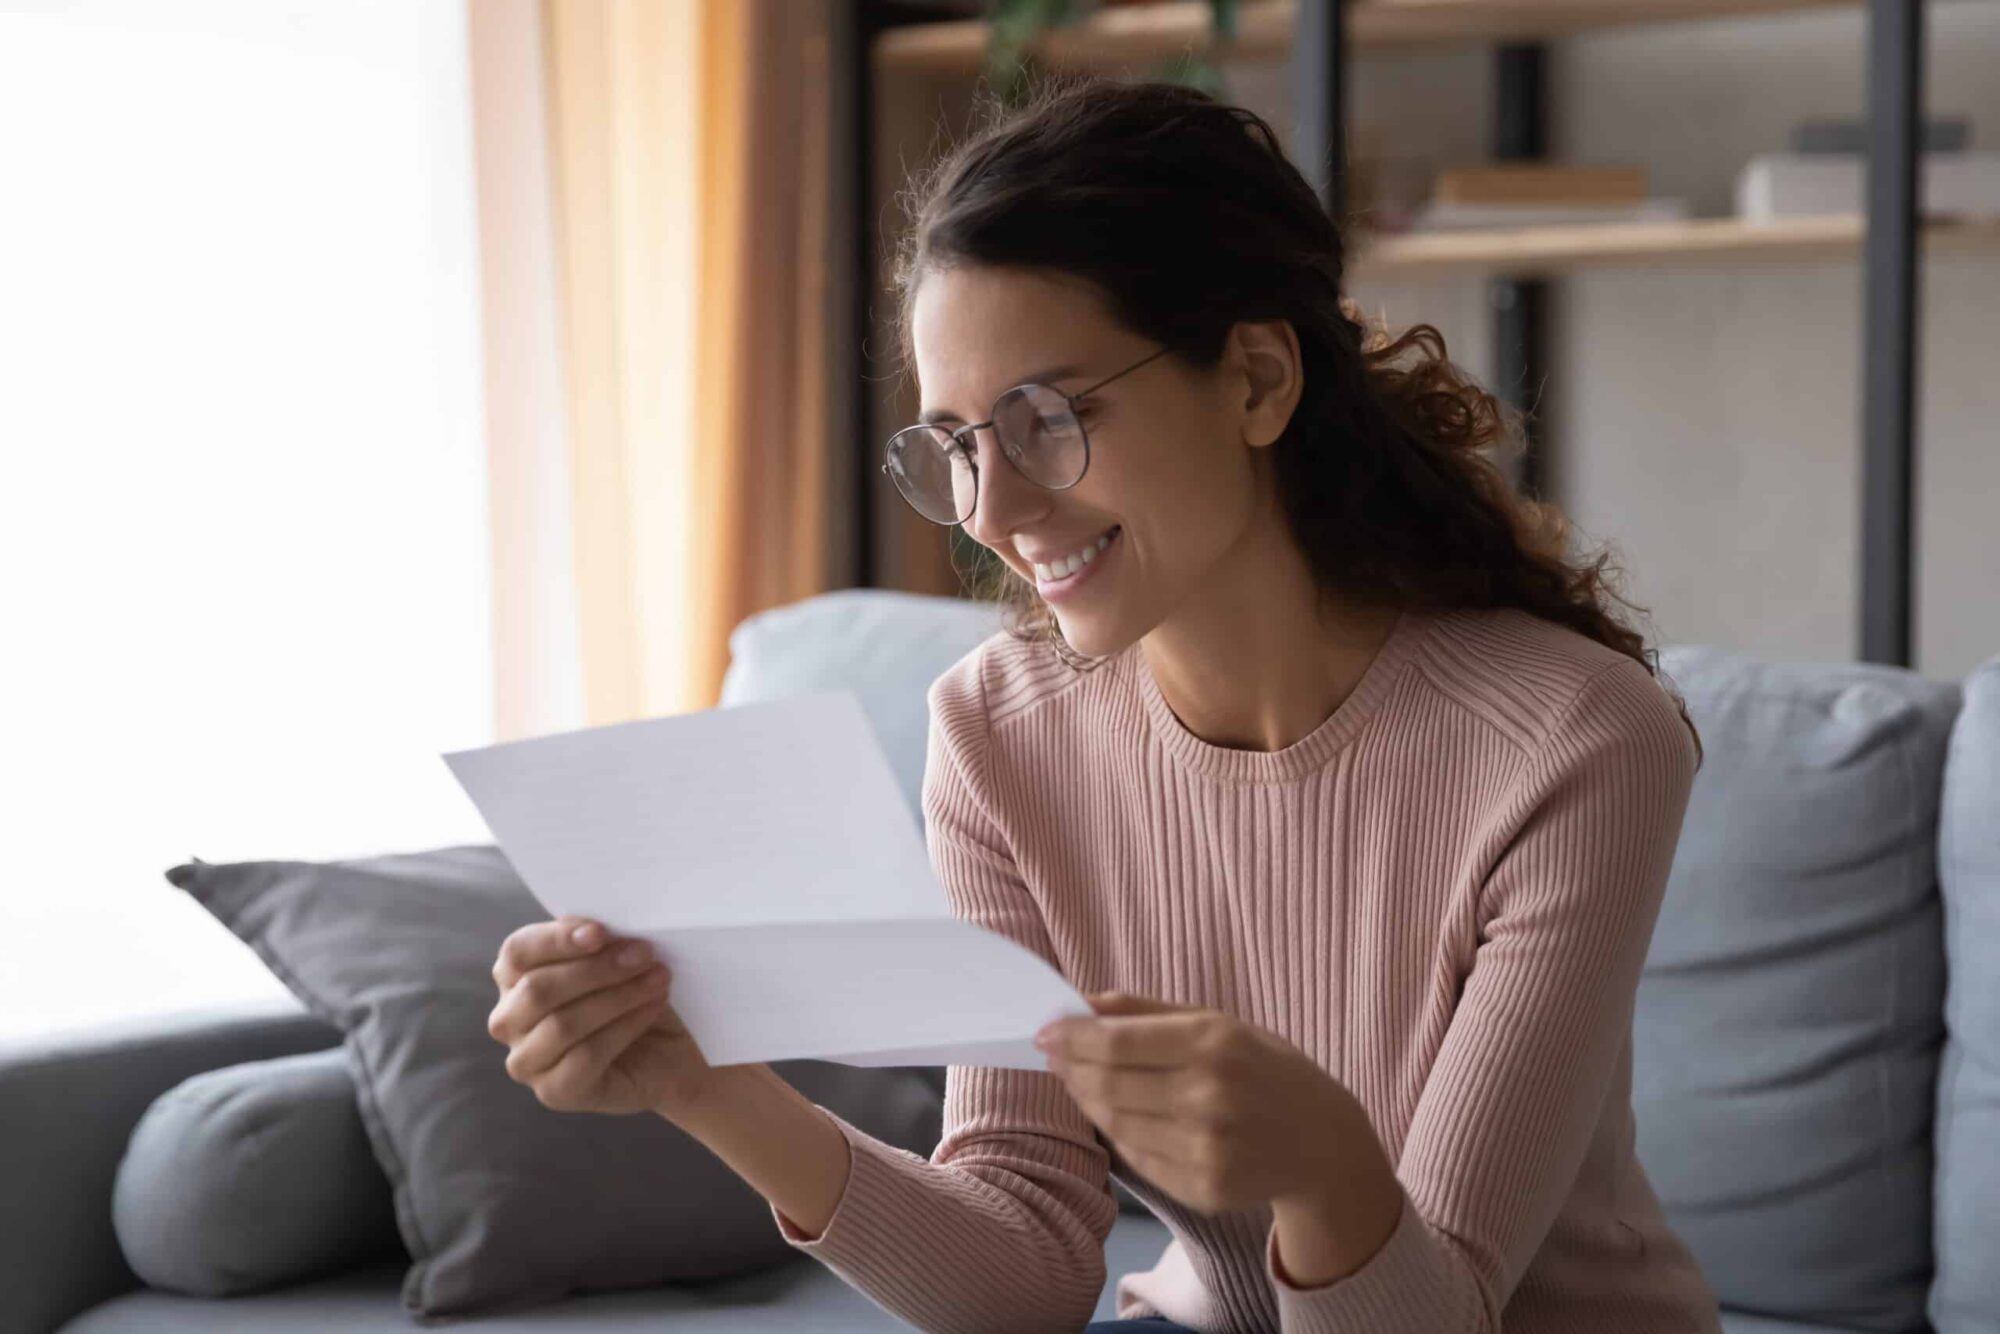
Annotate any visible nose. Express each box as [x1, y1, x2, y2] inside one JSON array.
[[961, 423, 1050, 549]]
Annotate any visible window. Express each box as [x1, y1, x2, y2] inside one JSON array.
[[0, 0, 494, 1041]]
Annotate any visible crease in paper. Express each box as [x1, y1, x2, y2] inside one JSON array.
[[443, 690, 1090, 1070]]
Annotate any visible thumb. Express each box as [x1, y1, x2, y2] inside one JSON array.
[[1085, 989, 1181, 1015]]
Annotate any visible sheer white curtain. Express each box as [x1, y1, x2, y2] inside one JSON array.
[[0, 0, 499, 1041]]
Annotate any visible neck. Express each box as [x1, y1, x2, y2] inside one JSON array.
[[1138, 492, 1402, 755]]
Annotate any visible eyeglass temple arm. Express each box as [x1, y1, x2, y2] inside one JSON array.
[[1074, 344, 1172, 398], [914, 344, 1172, 458]]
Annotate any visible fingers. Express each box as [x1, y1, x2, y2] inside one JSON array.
[[1050, 1056, 1183, 1117], [1056, 1012, 1212, 1068], [492, 914, 610, 992], [535, 994, 675, 1112], [488, 931, 659, 1045], [504, 959, 672, 1084]]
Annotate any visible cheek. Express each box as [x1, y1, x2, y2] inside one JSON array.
[[1121, 429, 1254, 552]]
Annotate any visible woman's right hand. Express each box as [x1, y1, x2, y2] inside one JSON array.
[[487, 915, 719, 1122]]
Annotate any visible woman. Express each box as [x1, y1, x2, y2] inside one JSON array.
[[486, 78, 1722, 1333]]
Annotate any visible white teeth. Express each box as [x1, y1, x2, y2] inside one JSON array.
[[1032, 528, 1116, 582]]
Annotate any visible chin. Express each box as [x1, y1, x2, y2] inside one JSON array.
[[1049, 609, 1133, 662]]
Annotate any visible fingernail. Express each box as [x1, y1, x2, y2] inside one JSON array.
[[616, 942, 647, 967], [571, 923, 597, 946], [1033, 1026, 1054, 1049]]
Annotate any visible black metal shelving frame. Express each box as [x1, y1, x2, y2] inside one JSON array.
[[847, 0, 1928, 667]]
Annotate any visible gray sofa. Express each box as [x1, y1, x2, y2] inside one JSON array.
[[4, 588, 1994, 1334]]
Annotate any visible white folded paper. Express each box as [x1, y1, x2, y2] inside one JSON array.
[[441, 691, 1091, 1071]]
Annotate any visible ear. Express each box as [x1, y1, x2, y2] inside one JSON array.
[[1228, 318, 1303, 450]]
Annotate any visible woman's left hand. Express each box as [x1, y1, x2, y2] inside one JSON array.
[[1034, 990, 1372, 1217]]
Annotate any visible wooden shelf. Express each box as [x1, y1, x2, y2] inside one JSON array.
[[875, 0, 1859, 71], [1347, 214, 2000, 281]]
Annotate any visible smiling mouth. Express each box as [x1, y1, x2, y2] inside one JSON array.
[[1026, 525, 1121, 583], [1028, 525, 1122, 602]]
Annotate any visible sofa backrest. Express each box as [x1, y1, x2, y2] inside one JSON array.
[[718, 588, 1005, 818], [1933, 657, 2000, 1334], [1637, 647, 1961, 1332]]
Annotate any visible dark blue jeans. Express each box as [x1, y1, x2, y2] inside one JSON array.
[[1085, 1320, 1200, 1332]]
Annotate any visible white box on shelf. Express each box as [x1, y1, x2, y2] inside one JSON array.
[[1736, 151, 2000, 223], [1407, 197, 1689, 231]]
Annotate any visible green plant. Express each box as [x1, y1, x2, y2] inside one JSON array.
[[985, 0, 1240, 106]]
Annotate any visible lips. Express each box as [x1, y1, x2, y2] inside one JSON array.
[[1025, 525, 1120, 581], [1031, 525, 1121, 603]]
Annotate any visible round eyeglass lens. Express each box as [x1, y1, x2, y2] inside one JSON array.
[[994, 383, 1087, 490], [886, 425, 976, 524]]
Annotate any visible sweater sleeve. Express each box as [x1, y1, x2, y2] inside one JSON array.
[[1262, 658, 1700, 1334], [768, 656, 1122, 1333]]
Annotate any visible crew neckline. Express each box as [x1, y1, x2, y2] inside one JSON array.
[[1125, 607, 1433, 784]]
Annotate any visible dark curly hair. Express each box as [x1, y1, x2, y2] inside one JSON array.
[[890, 74, 1700, 764]]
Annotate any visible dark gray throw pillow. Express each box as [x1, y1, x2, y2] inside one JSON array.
[[166, 844, 946, 1320], [112, 1045, 403, 1296]]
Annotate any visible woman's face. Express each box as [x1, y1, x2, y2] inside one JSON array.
[[909, 264, 1284, 659]]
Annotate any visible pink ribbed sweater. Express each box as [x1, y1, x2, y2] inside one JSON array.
[[772, 604, 1723, 1334]]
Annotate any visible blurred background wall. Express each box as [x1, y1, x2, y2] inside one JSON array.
[[864, 2, 2000, 679]]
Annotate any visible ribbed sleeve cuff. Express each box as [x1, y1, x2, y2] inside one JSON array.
[[768, 1102, 1108, 1333], [1265, 1186, 1486, 1333], [770, 1102, 927, 1273]]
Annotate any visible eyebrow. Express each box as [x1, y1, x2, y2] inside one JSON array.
[[919, 363, 1087, 426]]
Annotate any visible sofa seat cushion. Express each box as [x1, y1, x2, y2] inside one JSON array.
[[1720, 1316, 1900, 1334], [61, 1207, 1175, 1333], [1637, 648, 1959, 1332]]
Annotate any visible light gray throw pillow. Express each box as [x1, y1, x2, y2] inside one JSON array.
[[1637, 647, 1960, 1331], [112, 1045, 401, 1296], [1932, 655, 2000, 1334], [166, 844, 945, 1319]]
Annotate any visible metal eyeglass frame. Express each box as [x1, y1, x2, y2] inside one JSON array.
[[881, 344, 1173, 526]]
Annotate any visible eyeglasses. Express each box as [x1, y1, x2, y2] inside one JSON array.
[[881, 345, 1172, 526]]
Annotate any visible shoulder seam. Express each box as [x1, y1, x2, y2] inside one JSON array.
[[983, 646, 1101, 737], [1408, 656, 1538, 759], [1536, 656, 1643, 756], [1409, 632, 1636, 760], [1470, 656, 1663, 922], [1405, 653, 1639, 794], [963, 635, 998, 794]]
